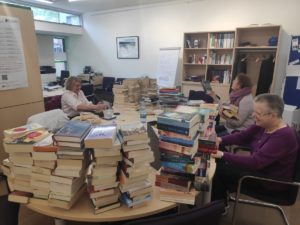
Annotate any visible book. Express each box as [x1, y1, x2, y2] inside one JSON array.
[[8, 191, 33, 204], [32, 152, 57, 161], [92, 192, 119, 208], [159, 140, 198, 156], [84, 125, 117, 148], [157, 122, 199, 137], [159, 187, 199, 205], [94, 202, 121, 214], [120, 122, 148, 141], [123, 143, 150, 152], [157, 112, 200, 129], [4, 123, 44, 139], [159, 132, 199, 147], [33, 134, 58, 152], [222, 104, 239, 119], [53, 121, 91, 143], [201, 80, 212, 93], [120, 192, 152, 208], [95, 155, 122, 166]]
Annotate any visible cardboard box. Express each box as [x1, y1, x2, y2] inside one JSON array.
[[282, 105, 300, 131]]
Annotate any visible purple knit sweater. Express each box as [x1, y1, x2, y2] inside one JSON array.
[[222, 125, 298, 180]]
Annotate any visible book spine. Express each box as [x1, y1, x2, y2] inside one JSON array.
[[155, 181, 190, 192], [155, 175, 190, 187], [159, 135, 195, 147], [160, 161, 195, 174], [158, 129, 193, 141], [157, 124, 190, 135], [160, 156, 194, 164], [159, 141, 193, 155]]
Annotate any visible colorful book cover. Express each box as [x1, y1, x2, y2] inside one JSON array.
[[157, 112, 199, 129]]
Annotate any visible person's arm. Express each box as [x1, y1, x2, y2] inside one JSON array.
[[220, 124, 259, 146], [225, 96, 253, 128], [77, 102, 107, 112], [222, 130, 296, 171]]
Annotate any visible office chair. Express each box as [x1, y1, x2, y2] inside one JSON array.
[[59, 70, 70, 86], [81, 83, 95, 102], [94, 76, 116, 103], [44, 95, 62, 111], [123, 200, 225, 225], [230, 130, 300, 225]]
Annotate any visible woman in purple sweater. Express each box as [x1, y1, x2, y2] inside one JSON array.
[[211, 94, 298, 208]]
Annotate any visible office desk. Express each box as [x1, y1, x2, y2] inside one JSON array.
[[43, 88, 64, 98]]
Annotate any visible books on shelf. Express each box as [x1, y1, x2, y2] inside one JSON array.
[[53, 121, 91, 143]]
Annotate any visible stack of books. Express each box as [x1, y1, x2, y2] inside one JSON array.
[[2, 123, 50, 203], [119, 122, 154, 208], [31, 134, 58, 200], [156, 111, 201, 205], [84, 125, 121, 214], [196, 106, 219, 192], [49, 121, 91, 209], [158, 87, 185, 108]]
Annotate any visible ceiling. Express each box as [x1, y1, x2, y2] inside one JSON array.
[[5, 0, 189, 14]]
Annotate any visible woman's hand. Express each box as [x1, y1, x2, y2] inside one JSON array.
[[211, 150, 224, 159], [95, 103, 108, 111]]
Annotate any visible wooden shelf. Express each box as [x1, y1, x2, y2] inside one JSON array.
[[208, 48, 234, 50], [184, 48, 207, 50], [207, 64, 232, 66], [184, 63, 206, 66], [235, 46, 277, 50], [182, 81, 202, 85]]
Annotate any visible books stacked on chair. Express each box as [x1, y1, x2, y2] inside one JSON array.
[[113, 84, 138, 110], [49, 121, 91, 209], [155, 111, 201, 205], [2, 123, 50, 203], [84, 124, 121, 214], [119, 122, 154, 208]]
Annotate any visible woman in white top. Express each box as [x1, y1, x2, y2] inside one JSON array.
[[61, 76, 108, 117]]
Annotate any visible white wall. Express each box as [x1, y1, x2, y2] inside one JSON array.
[[67, 0, 300, 79], [36, 34, 54, 66]]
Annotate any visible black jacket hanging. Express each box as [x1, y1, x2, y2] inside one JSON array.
[[255, 56, 275, 96]]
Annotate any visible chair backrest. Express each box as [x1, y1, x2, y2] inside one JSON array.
[[123, 200, 225, 225], [103, 77, 116, 92], [81, 83, 94, 102], [44, 95, 62, 111], [287, 130, 300, 203], [60, 70, 70, 86], [188, 90, 214, 103]]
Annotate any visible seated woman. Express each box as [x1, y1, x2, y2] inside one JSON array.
[[61, 76, 108, 118], [214, 73, 255, 136], [211, 94, 298, 208]]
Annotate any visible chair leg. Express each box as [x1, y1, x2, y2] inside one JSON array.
[[229, 195, 290, 225]]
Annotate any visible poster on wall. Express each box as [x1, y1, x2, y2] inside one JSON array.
[[157, 47, 180, 87], [0, 16, 28, 90], [286, 35, 300, 76]]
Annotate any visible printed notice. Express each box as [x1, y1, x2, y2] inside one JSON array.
[[0, 16, 28, 90]]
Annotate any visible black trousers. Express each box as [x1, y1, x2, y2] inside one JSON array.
[[211, 159, 264, 204], [0, 195, 20, 225]]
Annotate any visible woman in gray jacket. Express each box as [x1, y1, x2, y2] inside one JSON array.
[[216, 73, 255, 136]]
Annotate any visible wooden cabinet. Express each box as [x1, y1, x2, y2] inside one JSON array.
[[182, 31, 235, 101], [181, 25, 287, 102]]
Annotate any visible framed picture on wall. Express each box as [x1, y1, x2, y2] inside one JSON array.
[[116, 36, 139, 59]]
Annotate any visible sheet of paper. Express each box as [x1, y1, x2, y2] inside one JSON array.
[[0, 16, 28, 90]]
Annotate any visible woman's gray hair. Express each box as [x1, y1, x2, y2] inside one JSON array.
[[64, 76, 81, 91], [254, 93, 284, 118]]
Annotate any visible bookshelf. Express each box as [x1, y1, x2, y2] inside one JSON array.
[[181, 25, 288, 101], [182, 31, 235, 100]]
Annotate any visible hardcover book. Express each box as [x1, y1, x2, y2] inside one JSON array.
[[84, 125, 117, 148], [120, 122, 148, 141], [4, 123, 44, 139], [53, 121, 91, 143], [157, 112, 200, 129]]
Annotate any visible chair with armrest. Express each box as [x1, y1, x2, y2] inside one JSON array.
[[230, 130, 300, 225], [123, 200, 225, 225], [44, 95, 62, 111]]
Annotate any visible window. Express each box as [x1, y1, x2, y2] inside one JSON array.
[[31, 7, 81, 26], [53, 38, 68, 77]]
